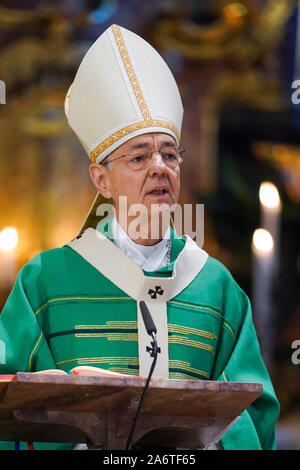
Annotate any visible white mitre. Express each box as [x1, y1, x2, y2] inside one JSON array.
[[64, 24, 183, 164]]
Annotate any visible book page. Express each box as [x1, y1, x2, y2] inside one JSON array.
[[70, 366, 131, 376]]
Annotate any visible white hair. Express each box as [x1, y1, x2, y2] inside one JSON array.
[[101, 153, 113, 171]]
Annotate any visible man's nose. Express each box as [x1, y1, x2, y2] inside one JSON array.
[[148, 152, 167, 175]]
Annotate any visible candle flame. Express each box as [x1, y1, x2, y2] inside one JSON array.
[[252, 229, 274, 254], [259, 182, 281, 209], [0, 227, 18, 252]]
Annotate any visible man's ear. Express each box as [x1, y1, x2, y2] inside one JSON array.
[[89, 163, 112, 199]]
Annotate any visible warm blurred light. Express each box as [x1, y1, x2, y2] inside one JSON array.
[[223, 2, 248, 27], [272, 145, 291, 164], [252, 229, 274, 254], [259, 182, 281, 209], [0, 227, 18, 252]]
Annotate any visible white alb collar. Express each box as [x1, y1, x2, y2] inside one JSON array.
[[112, 217, 171, 272]]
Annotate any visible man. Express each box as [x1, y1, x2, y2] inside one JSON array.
[[0, 24, 279, 450]]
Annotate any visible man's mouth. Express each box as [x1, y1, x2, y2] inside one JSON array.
[[148, 188, 168, 195]]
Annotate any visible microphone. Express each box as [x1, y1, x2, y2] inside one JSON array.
[[140, 300, 160, 359], [125, 301, 161, 450], [140, 300, 157, 335]]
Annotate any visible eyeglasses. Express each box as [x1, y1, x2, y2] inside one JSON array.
[[101, 147, 185, 171]]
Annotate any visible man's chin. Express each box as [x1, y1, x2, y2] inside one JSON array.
[[143, 201, 171, 219]]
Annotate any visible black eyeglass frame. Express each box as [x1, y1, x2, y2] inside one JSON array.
[[101, 147, 186, 167]]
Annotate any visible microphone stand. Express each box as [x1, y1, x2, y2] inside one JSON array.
[[125, 302, 161, 450]]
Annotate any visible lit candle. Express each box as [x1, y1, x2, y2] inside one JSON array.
[[251, 228, 275, 368], [0, 227, 18, 291], [259, 182, 281, 274]]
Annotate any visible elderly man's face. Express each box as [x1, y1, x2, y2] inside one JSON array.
[[90, 132, 182, 228]]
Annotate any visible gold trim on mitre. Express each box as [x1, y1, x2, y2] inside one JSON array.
[[90, 119, 180, 163], [111, 24, 151, 121], [89, 25, 180, 163]]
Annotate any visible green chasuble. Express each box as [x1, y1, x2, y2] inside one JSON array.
[[0, 225, 279, 450]]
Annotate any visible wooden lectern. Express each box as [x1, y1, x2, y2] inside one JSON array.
[[0, 373, 262, 449]]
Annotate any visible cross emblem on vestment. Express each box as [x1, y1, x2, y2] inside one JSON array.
[[148, 286, 164, 299]]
